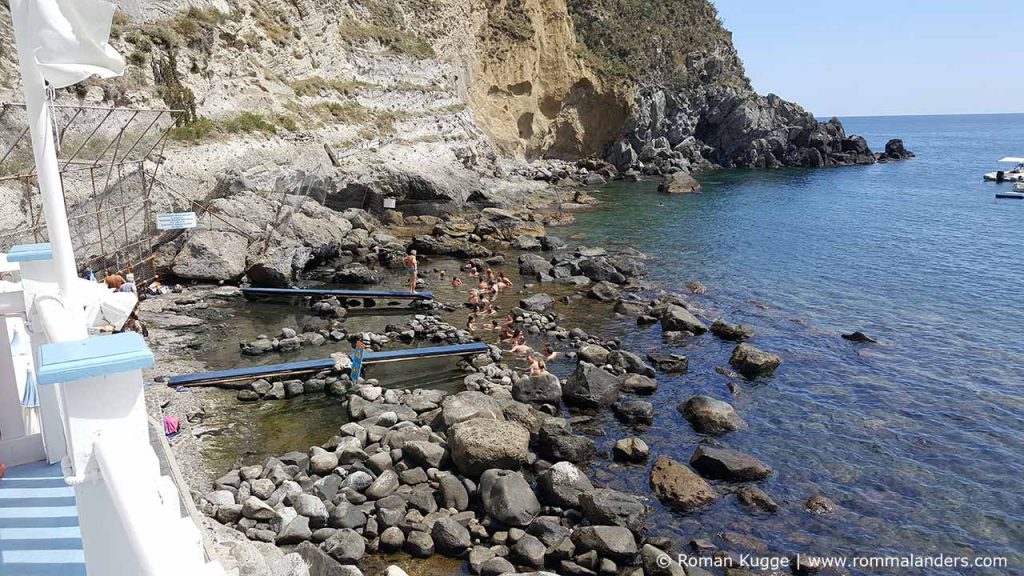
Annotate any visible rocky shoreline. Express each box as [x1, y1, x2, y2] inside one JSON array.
[[142, 183, 858, 576]]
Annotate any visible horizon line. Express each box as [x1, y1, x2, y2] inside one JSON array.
[[818, 111, 1024, 119]]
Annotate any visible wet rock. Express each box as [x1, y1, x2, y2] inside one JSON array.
[[735, 485, 779, 512], [678, 396, 747, 435], [571, 526, 638, 561], [883, 138, 914, 160], [579, 489, 647, 533], [607, 350, 656, 377], [241, 339, 275, 356], [323, 528, 365, 563], [537, 461, 594, 508], [577, 344, 610, 365], [710, 320, 755, 341], [264, 382, 287, 401], [646, 352, 688, 373], [450, 418, 531, 477], [729, 343, 781, 379], [612, 437, 649, 463], [588, 281, 621, 302], [805, 494, 838, 515], [620, 373, 658, 394], [690, 446, 772, 481], [658, 304, 707, 334], [579, 258, 627, 284], [841, 331, 878, 343], [659, 171, 702, 194], [520, 293, 556, 312], [612, 400, 654, 425], [432, 517, 471, 556], [563, 362, 620, 407], [480, 469, 541, 527], [649, 456, 718, 513], [519, 253, 554, 278], [512, 373, 562, 405], [404, 530, 435, 558]]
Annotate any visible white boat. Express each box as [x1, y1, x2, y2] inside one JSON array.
[[996, 181, 1024, 199], [983, 157, 1024, 182]]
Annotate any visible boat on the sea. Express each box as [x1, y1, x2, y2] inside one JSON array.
[[995, 181, 1024, 199], [983, 157, 1024, 182]]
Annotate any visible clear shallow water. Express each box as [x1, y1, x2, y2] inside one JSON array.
[[568, 114, 1024, 573]]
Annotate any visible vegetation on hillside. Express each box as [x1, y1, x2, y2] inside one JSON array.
[[566, 0, 750, 89]]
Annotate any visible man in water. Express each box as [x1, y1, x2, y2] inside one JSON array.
[[403, 250, 418, 293]]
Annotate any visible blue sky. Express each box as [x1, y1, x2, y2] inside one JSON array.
[[713, 0, 1023, 117]]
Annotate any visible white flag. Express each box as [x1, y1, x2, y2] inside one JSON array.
[[11, 0, 126, 89]]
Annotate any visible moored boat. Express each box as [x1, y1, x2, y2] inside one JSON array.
[[983, 157, 1024, 182]]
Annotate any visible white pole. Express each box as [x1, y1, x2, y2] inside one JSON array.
[[9, 0, 81, 300]]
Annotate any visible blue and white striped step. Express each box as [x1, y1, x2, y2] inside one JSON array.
[[0, 460, 85, 576]]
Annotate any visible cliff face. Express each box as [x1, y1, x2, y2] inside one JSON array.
[[568, 0, 879, 171]]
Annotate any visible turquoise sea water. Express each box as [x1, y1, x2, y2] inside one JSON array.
[[567, 114, 1024, 573]]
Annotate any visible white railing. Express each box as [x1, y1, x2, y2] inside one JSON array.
[[12, 244, 225, 576]]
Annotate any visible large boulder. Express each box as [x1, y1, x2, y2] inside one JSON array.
[[884, 138, 914, 160], [578, 489, 647, 534], [562, 362, 620, 407], [658, 304, 707, 334], [411, 234, 491, 258], [537, 461, 593, 508], [729, 343, 781, 379], [441, 391, 505, 427], [172, 230, 248, 281], [658, 171, 702, 194], [512, 373, 562, 405], [649, 456, 718, 513], [449, 418, 530, 477], [578, 258, 627, 284], [246, 244, 310, 288], [690, 446, 772, 481], [479, 469, 541, 527], [678, 396, 747, 435]]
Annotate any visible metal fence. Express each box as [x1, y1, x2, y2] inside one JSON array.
[[0, 101, 181, 283]]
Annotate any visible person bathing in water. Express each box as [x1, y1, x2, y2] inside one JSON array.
[[543, 343, 559, 362], [403, 250, 418, 293]]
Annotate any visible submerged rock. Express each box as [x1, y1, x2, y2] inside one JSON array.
[[729, 343, 781, 379], [612, 437, 650, 463], [678, 396, 747, 435], [841, 331, 878, 343], [710, 320, 755, 341], [649, 456, 718, 513], [658, 304, 708, 334], [658, 171, 702, 194], [690, 446, 772, 481]]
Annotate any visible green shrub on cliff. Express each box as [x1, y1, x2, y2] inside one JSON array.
[[567, 0, 749, 88]]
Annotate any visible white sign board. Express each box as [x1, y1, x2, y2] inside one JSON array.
[[156, 212, 197, 230]]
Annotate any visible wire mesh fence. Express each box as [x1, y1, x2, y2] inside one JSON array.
[[0, 101, 181, 283]]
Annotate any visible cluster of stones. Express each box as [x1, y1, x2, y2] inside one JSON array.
[[508, 307, 570, 338], [408, 207, 564, 260], [518, 246, 648, 290], [399, 315, 475, 345], [240, 326, 346, 357], [202, 378, 700, 576], [235, 365, 351, 402]]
